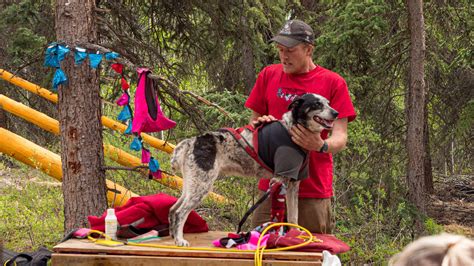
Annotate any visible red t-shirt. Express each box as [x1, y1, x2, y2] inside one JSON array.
[[245, 64, 356, 198]]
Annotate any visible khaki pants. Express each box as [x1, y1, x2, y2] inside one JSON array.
[[250, 191, 333, 234]]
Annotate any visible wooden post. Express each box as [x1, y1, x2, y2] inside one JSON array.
[[0, 128, 137, 206]]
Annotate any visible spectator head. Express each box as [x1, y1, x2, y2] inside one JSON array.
[[390, 233, 474, 266]]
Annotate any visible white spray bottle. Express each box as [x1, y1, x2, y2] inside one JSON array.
[[105, 208, 118, 240]]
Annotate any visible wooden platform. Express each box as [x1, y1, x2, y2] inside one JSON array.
[[52, 231, 322, 265]]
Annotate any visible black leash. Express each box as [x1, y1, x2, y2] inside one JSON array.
[[236, 188, 271, 233]]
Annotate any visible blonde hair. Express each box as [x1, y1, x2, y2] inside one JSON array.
[[389, 233, 474, 266]]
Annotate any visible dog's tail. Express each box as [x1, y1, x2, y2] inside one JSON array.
[[170, 139, 192, 173]]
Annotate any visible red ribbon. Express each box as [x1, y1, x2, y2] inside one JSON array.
[[111, 63, 123, 74]]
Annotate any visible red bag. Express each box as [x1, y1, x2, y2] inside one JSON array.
[[266, 228, 350, 254]]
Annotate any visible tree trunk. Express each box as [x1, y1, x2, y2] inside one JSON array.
[[240, 15, 256, 94], [55, 0, 107, 232], [424, 93, 434, 193], [406, 0, 427, 214]]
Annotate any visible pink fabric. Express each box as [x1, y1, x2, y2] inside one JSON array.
[[132, 68, 176, 134], [141, 149, 151, 163], [88, 193, 208, 233], [116, 93, 129, 106], [212, 231, 269, 250], [236, 231, 270, 250], [73, 228, 91, 238], [151, 170, 162, 179], [212, 239, 222, 247]]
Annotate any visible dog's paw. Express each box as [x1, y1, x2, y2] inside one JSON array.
[[175, 238, 190, 247]]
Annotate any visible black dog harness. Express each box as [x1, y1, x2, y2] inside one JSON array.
[[221, 123, 273, 173], [221, 121, 309, 233], [221, 121, 309, 180]]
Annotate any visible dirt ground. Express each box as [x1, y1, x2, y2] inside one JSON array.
[[428, 175, 474, 237]]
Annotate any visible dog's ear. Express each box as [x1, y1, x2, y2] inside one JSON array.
[[288, 96, 304, 110]]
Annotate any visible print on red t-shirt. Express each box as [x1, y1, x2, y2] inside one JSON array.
[[245, 64, 356, 198]]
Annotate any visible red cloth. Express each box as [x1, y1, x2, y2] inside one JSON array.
[[88, 193, 208, 233], [270, 182, 285, 224], [111, 63, 123, 74], [245, 64, 357, 198], [121, 77, 130, 90], [266, 228, 350, 254]]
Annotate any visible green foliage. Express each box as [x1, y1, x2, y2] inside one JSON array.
[[456, 99, 474, 139], [424, 218, 444, 235], [336, 189, 415, 264], [0, 0, 52, 68], [6, 27, 46, 65], [200, 90, 252, 129], [315, 1, 390, 74]]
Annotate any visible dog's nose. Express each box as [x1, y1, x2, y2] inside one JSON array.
[[332, 110, 339, 118]]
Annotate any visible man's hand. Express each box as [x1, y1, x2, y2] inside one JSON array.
[[251, 115, 277, 127], [291, 118, 349, 154], [290, 124, 324, 151]]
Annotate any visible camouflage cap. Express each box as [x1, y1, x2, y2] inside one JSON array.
[[270, 20, 314, 48]]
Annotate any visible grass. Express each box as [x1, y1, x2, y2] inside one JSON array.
[[0, 155, 258, 252], [0, 162, 63, 251]]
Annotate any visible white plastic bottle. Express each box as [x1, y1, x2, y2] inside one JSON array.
[[105, 208, 118, 240]]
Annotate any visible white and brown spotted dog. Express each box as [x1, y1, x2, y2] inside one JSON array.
[[169, 93, 339, 246]]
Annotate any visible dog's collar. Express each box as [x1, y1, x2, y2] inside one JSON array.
[[220, 125, 274, 174]]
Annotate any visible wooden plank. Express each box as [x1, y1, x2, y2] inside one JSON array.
[[52, 253, 322, 266], [53, 231, 322, 262]]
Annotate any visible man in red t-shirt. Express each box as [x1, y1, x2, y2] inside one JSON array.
[[246, 19, 356, 233]]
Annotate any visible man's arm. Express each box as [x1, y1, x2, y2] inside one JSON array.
[[290, 118, 348, 154], [249, 111, 261, 124]]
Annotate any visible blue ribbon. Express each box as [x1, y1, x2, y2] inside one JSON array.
[[149, 158, 160, 172], [130, 137, 142, 151], [124, 122, 132, 135], [88, 53, 103, 69], [44, 43, 70, 90], [52, 68, 67, 91], [44, 43, 70, 66], [44, 43, 59, 68], [74, 47, 87, 65], [105, 52, 119, 60], [117, 105, 131, 122], [57, 45, 70, 61]]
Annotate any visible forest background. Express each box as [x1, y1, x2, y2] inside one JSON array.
[[0, 0, 472, 264]]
